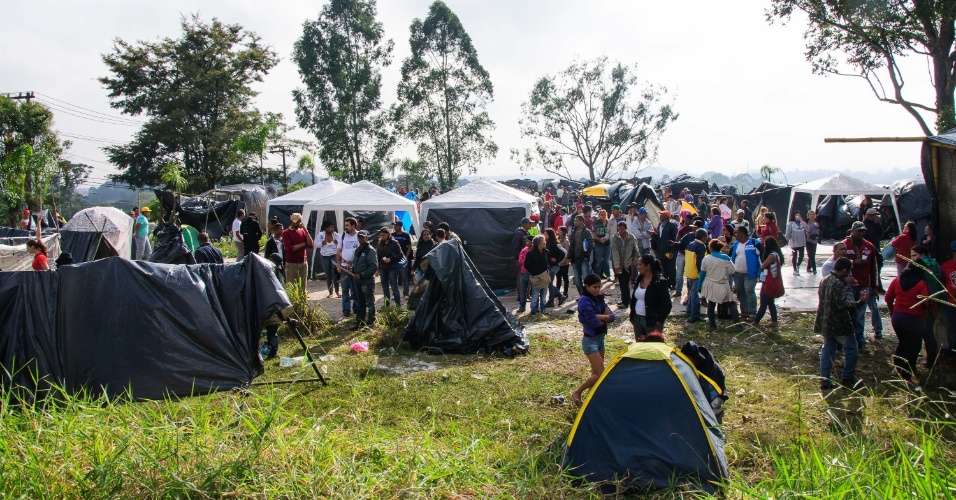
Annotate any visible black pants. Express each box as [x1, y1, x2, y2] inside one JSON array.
[[755, 294, 778, 323], [892, 311, 925, 380], [806, 242, 818, 272], [708, 301, 739, 327], [661, 256, 676, 289], [791, 247, 804, 270], [618, 268, 632, 306], [924, 311, 940, 368], [557, 265, 570, 295]]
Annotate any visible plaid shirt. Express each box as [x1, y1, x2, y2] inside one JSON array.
[[814, 273, 857, 338]]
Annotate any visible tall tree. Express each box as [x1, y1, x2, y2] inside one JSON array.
[[0, 97, 67, 225], [100, 15, 279, 191], [768, 1, 956, 135], [397, 1, 497, 191], [293, 0, 394, 183], [513, 57, 677, 182], [49, 160, 91, 217]]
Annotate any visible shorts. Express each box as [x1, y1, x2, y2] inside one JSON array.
[[581, 334, 606, 355]]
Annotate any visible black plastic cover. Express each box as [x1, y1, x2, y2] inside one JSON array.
[[149, 223, 197, 265], [59, 230, 118, 263], [156, 190, 243, 241], [404, 240, 529, 356], [0, 226, 31, 238], [426, 207, 525, 290], [0, 254, 290, 401]]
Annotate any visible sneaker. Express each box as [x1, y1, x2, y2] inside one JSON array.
[[840, 378, 863, 389], [342, 311, 351, 318], [793, 269, 800, 276], [516, 307, 526, 313], [546, 300, 555, 308], [857, 337, 869, 346], [557, 296, 567, 307], [616, 301, 627, 308], [820, 381, 833, 391]]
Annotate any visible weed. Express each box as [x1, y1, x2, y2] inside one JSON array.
[[283, 281, 331, 336]]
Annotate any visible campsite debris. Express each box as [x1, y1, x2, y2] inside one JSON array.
[[551, 395, 566, 405], [350, 342, 369, 353], [319, 355, 335, 362], [280, 356, 304, 367], [471, 373, 486, 380]]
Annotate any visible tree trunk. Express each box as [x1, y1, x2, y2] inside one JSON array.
[[931, 13, 956, 133]]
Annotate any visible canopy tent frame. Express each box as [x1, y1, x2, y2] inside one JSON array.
[[301, 180, 422, 237], [785, 173, 902, 235]]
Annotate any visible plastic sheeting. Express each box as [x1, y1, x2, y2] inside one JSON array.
[[0, 254, 290, 402], [426, 207, 525, 291], [63, 207, 134, 260], [886, 178, 932, 237], [0, 233, 61, 271], [404, 240, 529, 355], [618, 183, 665, 227], [657, 174, 715, 197], [60, 230, 118, 263], [0, 226, 31, 238], [156, 190, 244, 241], [921, 133, 956, 258], [149, 223, 197, 265]]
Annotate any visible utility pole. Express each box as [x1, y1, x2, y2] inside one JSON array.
[[270, 144, 294, 193], [1, 91, 34, 102]]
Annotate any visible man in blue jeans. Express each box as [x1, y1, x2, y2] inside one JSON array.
[[348, 230, 379, 330], [568, 215, 594, 296], [816, 257, 868, 390], [730, 226, 761, 319], [337, 217, 360, 317]]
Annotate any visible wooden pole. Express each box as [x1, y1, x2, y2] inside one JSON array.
[[824, 137, 926, 143]]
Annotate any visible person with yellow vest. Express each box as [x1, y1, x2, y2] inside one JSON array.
[[684, 228, 708, 324]]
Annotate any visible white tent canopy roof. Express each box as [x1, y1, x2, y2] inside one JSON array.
[[302, 180, 421, 234], [787, 173, 901, 233], [266, 178, 349, 209], [420, 179, 537, 218], [62, 206, 134, 259]]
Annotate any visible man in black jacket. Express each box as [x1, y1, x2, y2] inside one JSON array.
[[240, 212, 264, 256], [655, 211, 679, 289], [193, 232, 224, 264]]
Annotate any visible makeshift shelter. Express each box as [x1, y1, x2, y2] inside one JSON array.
[[302, 180, 421, 237], [266, 178, 350, 229], [922, 129, 956, 258], [61, 207, 133, 263], [404, 240, 529, 356], [658, 174, 714, 197], [886, 178, 932, 238], [786, 174, 901, 233], [563, 341, 728, 494], [617, 183, 665, 227], [0, 254, 290, 402], [148, 223, 197, 265], [420, 180, 536, 290], [156, 190, 240, 241], [0, 233, 61, 271], [737, 185, 793, 227], [0, 226, 31, 238]]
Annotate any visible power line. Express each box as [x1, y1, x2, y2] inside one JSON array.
[[35, 92, 145, 124], [36, 99, 140, 127], [60, 132, 125, 145]]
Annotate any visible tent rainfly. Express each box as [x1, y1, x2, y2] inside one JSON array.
[[62, 206, 134, 261], [266, 178, 350, 228], [301, 180, 421, 236], [786, 173, 902, 234]]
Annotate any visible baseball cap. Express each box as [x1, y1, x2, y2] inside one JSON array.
[[611, 204, 620, 210], [851, 221, 866, 231], [685, 195, 694, 202], [141, 207, 152, 213], [660, 210, 671, 218], [520, 217, 532, 224], [290, 213, 303, 223], [866, 207, 879, 215], [736, 209, 745, 215], [393, 220, 404, 228], [637, 207, 648, 215], [356, 230, 369, 238]]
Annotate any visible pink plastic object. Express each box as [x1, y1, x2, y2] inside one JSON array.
[[350, 341, 369, 352]]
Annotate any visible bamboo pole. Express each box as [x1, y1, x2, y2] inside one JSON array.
[[823, 137, 925, 143]]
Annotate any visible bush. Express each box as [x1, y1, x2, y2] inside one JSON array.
[[283, 281, 330, 336], [214, 238, 237, 259], [370, 305, 413, 348]]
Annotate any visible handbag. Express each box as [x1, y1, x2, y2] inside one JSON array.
[[530, 270, 551, 290], [761, 254, 785, 298]]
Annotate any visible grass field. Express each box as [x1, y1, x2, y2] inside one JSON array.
[[2, 301, 956, 498]]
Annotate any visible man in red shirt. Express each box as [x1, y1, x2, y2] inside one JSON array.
[[844, 221, 881, 345], [282, 213, 314, 290], [940, 240, 956, 359]]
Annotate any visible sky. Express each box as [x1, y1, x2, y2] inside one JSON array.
[[1, 0, 936, 186]]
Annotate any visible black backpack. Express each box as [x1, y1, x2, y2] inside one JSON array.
[[680, 341, 728, 403]]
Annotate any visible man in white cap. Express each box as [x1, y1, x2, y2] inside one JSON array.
[[732, 209, 749, 232], [282, 213, 314, 290]]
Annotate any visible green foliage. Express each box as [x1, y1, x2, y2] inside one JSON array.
[[293, 0, 394, 184], [287, 180, 308, 193], [514, 57, 677, 182], [100, 15, 279, 191], [159, 161, 188, 193], [284, 281, 331, 336], [370, 305, 412, 348], [397, 1, 497, 192], [760, 164, 781, 183], [0, 97, 67, 225], [767, 0, 956, 135], [213, 237, 237, 258]]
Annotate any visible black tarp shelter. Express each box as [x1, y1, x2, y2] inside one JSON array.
[[420, 180, 537, 291], [0, 254, 289, 401], [404, 240, 529, 356], [922, 129, 956, 259], [618, 183, 665, 226]]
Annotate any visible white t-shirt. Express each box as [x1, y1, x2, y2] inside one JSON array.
[[734, 241, 749, 274], [632, 283, 647, 316], [318, 232, 340, 257], [338, 231, 360, 263], [232, 219, 242, 243]]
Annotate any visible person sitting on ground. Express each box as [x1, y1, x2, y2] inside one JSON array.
[[571, 273, 615, 406], [193, 232, 224, 264], [816, 257, 867, 391], [54, 252, 74, 268]]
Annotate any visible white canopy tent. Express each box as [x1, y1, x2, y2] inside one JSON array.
[[62, 206, 134, 260], [420, 179, 538, 221], [786, 173, 902, 233], [266, 178, 349, 225], [301, 180, 421, 236]]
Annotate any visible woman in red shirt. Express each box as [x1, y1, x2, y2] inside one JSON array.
[[889, 221, 919, 276], [884, 264, 930, 382], [26, 239, 50, 270]]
